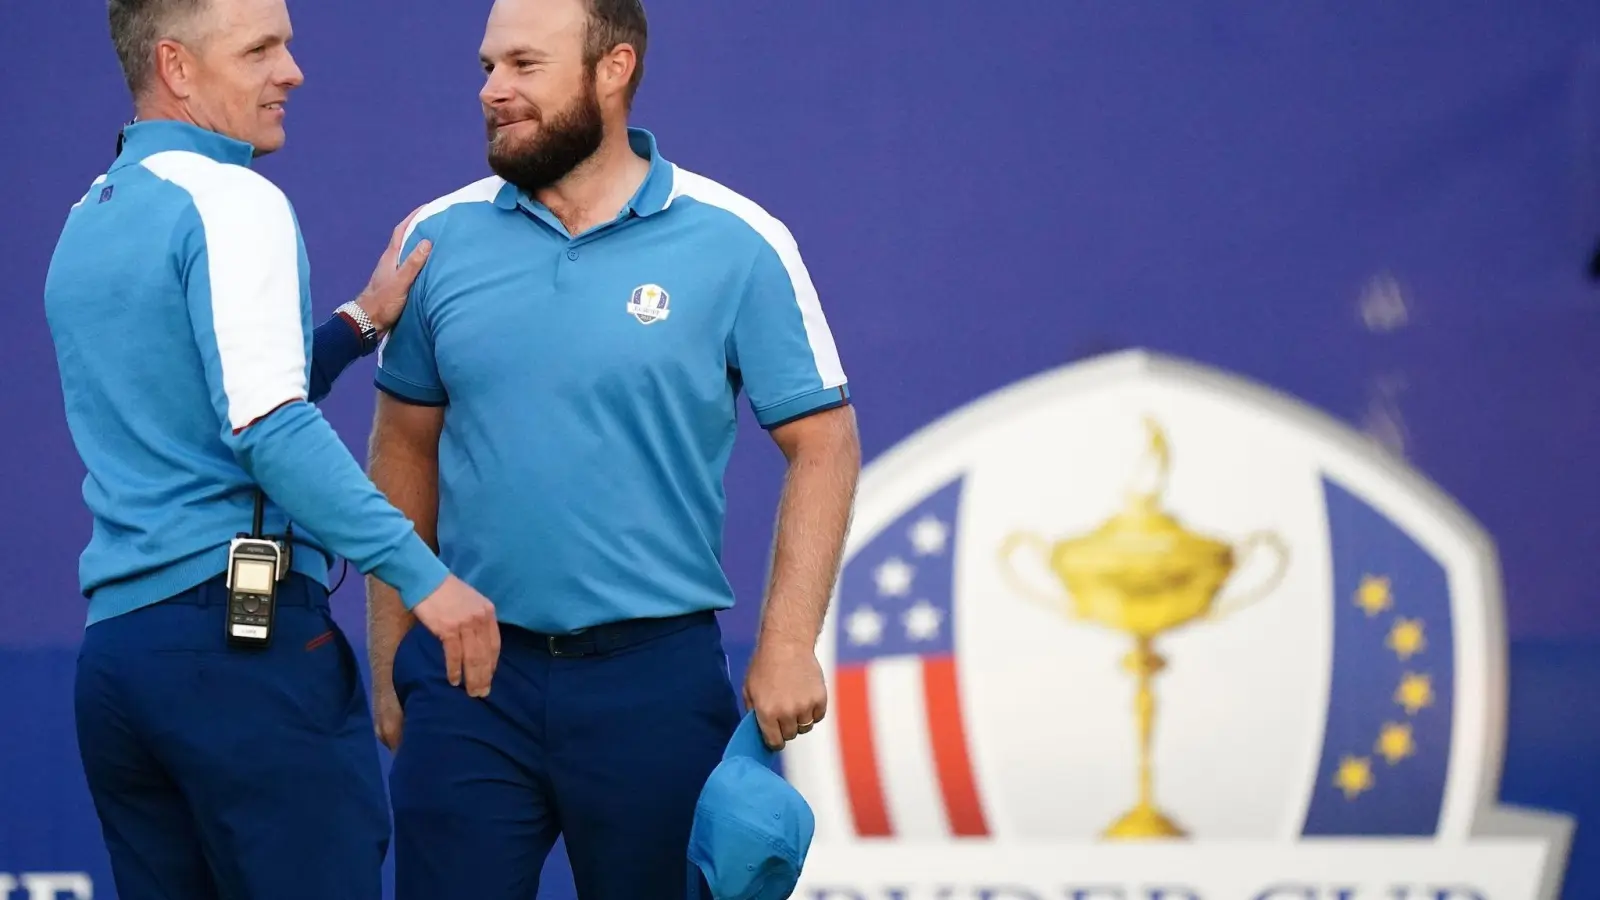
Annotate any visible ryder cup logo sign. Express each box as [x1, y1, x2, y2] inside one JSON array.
[[783, 351, 1574, 900]]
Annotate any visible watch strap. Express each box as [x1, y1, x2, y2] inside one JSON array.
[[335, 301, 379, 351]]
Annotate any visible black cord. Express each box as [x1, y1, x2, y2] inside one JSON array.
[[329, 559, 351, 594], [247, 489, 346, 593], [251, 490, 266, 539]]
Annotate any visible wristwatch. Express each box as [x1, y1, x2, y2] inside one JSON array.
[[335, 301, 380, 351]]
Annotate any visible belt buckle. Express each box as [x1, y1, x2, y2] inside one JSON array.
[[548, 629, 592, 658]]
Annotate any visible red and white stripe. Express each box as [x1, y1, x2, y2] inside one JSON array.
[[829, 654, 991, 839]]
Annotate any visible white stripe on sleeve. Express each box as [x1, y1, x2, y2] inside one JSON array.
[[666, 167, 847, 388], [141, 151, 308, 431], [400, 175, 506, 250], [379, 175, 506, 372], [71, 175, 108, 208]]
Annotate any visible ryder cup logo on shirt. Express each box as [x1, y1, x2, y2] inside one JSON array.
[[627, 283, 671, 325], [781, 350, 1574, 900]]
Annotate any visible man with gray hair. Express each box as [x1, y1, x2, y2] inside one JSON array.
[[43, 1, 503, 897]]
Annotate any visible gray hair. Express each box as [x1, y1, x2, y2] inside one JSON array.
[[107, 0, 210, 97]]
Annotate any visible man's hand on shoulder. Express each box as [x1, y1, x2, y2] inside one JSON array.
[[355, 207, 433, 334], [743, 634, 828, 750], [413, 574, 500, 699]]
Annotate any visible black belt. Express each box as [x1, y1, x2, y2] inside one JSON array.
[[534, 610, 714, 659]]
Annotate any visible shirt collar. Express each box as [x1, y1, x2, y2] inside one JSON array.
[[111, 119, 257, 172], [623, 127, 675, 217], [493, 126, 676, 221]]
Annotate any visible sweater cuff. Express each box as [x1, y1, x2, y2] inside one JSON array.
[[333, 310, 376, 356], [373, 532, 450, 609]]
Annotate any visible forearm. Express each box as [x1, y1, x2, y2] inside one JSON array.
[[758, 438, 860, 648], [232, 402, 447, 604], [366, 425, 440, 698]]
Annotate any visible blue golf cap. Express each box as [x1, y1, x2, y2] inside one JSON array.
[[689, 712, 816, 899]]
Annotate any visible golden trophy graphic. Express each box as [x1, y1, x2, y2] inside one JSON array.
[[998, 416, 1289, 839]]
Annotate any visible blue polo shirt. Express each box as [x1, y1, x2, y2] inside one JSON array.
[[44, 119, 449, 625], [376, 128, 849, 634]]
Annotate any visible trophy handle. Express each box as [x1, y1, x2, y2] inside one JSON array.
[[996, 532, 1070, 615], [1208, 531, 1290, 620]]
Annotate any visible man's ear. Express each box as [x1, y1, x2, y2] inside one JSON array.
[[153, 37, 197, 100], [596, 43, 638, 106]]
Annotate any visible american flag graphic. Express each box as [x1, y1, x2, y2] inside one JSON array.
[[832, 475, 990, 838]]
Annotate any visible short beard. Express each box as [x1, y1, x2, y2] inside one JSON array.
[[486, 76, 604, 195]]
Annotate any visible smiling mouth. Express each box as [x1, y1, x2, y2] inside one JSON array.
[[263, 102, 285, 111]]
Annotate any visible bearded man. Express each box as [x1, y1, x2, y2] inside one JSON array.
[[364, 0, 859, 896]]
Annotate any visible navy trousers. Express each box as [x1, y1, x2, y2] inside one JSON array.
[[389, 610, 741, 900], [74, 574, 389, 900]]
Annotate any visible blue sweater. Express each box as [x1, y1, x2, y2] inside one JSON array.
[[44, 120, 448, 625]]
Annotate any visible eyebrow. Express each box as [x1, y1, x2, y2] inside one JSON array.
[[242, 29, 290, 50], [480, 45, 551, 65]]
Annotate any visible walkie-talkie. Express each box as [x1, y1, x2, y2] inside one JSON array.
[[226, 491, 284, 648]]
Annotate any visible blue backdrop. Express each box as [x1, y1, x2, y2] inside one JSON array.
[[4, 1, 1598, 897]]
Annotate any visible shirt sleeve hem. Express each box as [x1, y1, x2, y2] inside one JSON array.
[[375, 369, 448, 406], [754, 383, 851, 429]]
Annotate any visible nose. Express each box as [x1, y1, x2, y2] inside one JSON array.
[[479, 64, 514, 107], [279, 48, 305, 90]]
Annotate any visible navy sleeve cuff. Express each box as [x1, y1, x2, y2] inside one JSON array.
[[334, 311, 378, 356], [755, 383, 851, 429], [308, 315, 368, 404], [375, 368, 448, 406]]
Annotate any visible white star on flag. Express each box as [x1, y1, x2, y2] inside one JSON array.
[[874, 558, 914, 596], [909, 516, 949, 556], [846, 606, 885, 646], [903, 600, 944, 642]]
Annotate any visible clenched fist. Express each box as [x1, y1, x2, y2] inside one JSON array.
[[742, 637, 827, 750]]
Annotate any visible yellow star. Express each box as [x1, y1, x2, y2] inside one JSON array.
[[1395, 672, 1434, 715], [1355, 575, 1392, 617], [1375, 722, 1416, 765], [1333, 755, 1375, 799], [1386, 618, 1426, 661]]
